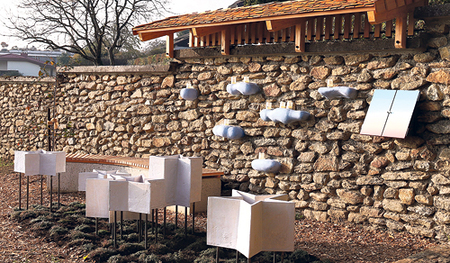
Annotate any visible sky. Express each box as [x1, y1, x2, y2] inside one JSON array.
[[0, 0, 238, 49]]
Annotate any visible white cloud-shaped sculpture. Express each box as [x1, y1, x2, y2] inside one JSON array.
[[260, 108, 310, 125], [318, 86, 357, 100], [227, 82, 260, 96], [14, 150, 66, 176], [213, 125, 245, 140], [207, 190, 294, 259], [85, 155, 202, 220], [180, 88, 198, 100], [251, 159, 281, 173]]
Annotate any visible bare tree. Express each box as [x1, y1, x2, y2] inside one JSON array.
[[6, 0, 167, 65]]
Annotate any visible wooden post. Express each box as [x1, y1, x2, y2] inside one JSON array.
[[395, 15, 407, 48], [295, 21, 306, 53], [334, 15, 342, 40], [166, 34, 174, 58], [221, 28, 230, 55]]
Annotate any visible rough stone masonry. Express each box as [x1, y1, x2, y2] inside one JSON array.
[[2, 8, 450, 241]]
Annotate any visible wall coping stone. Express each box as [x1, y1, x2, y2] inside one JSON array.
[[0, 76, 55, 84], [57, 63, 177, 75]]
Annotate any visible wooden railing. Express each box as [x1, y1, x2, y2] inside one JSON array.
[[189, 12, 418, 50]]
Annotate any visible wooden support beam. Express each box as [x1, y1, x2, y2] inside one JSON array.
[[258, 22, 264, 43], [407, 12, 415, 36], [221, 29, 230, 55], [324, 16, 332, 40], [295, 20, 306, 52], [316, 17, 323, 41], [385, 0, 398, 10], [343, 14, 351, 39], [334, 15, 342, 40], [189, 31, 194, 47], [192, 26, 231, 38], [374, 24, 381, 38], [307, 19, 314, 41], [367, 0, 426, 24], [364, 14, 371, 38], [385, 20, 393, 37], [266, 18, 305, 32], [166, 34, 174, 58], [353, 13, 362, 39], [230, 26, 236, 45], [237, 25, 244, 44], [250, 23, 257, 43], [139, 29, 182, 41], [245, 24, 250, 44], [395, 15, 407, 48]]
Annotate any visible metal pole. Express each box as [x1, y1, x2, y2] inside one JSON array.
[[50, 176, 53, 212], [163, 207, 166, 239], [95, 217, 98, 236], [236, 250, 239, 262], [18, 173, 22, 210], [57, 173, 60, 208], [151, 209, 154, 233], [248, 257, 251, 263], [273, 252, 276, 263], [192, 202, 195, 234], [216, 247, 219, 263], [120, 211, 123, 240], [145, 214, 148, 248], [40, 174, 43, 205], [185, 206, 188, 236], [175, 205, 178, 228], [155, 208, 158, 243], [114, 211, 117, 248], [281, 252, 284, 263], [138, 213, 142, 243], [26, 176, 29, 210]]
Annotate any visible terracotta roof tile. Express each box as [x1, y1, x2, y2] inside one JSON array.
[[133, 0, 376, 33]]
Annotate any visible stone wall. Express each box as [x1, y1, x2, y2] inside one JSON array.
[[2, 8, 450, 241]]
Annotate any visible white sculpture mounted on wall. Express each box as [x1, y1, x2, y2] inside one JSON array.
[[207, 190, 295, 259]]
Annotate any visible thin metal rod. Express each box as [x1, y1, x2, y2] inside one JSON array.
[[114, 211, 117, 248], [57, 173, 60, 208], [273, 252, 276, 263], [18, 173, 22, 210], [50, 176, 53, 212], [26, 176, 29, 210], [175, 205, 178, 228], [216, 247, 219, 263], [185, 206, 188, 236], [236, 250, 239, 262], [163, 207, 166, 238], [151, 209, 154, 233], [120, 211, 123, 239], [192, 202, 195, 234], [248, 257, 251, 263], [95, 217, 98, 236], [145, 214, 148, 248], [138, 213, 142, 243], [40, 174, 43, 205], [281, 252, 284, 263], [155, 208, 158, 243]]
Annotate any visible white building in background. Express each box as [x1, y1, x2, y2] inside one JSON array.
[[0, 53, 55, 77]]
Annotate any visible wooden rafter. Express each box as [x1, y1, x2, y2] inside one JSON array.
[[367, 0, 427, 24]]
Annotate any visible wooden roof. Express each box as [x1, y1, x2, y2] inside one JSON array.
[[133, 0, 428, 57]]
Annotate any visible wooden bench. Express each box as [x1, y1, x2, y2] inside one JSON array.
[[50, 153, 223, 214]]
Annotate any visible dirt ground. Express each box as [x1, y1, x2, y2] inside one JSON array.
[[0, 163, 443, 263]]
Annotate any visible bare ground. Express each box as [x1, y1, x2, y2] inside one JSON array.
[[0, 164, 442, 263]]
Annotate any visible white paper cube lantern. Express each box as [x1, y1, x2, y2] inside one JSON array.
[[86, 178, 113, 219], [39, 151, 66, 176], [14, 151, 41, 176], [78, 172, 99, 191], [207, 190, 294, 258], [128, 179, 166, 213]]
